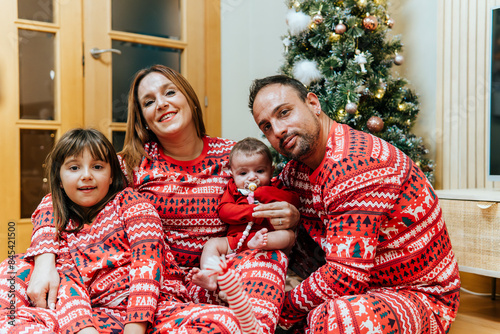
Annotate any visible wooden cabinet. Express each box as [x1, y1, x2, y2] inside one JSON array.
[[437, 190, 500, 278]]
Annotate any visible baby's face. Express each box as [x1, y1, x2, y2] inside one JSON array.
[[230, 152, 273, 190]]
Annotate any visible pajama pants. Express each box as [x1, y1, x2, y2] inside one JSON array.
[[290, 288, 459, 334], [0, 250, 288, 334]]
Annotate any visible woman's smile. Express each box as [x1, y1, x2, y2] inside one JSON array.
[[159, 111, 178, 122]]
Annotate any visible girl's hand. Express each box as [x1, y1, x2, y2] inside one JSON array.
[[77, 327, 99, 334], [27, 253, 59, 309], [252, 201, 300, 230]]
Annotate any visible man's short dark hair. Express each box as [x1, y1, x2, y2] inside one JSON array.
[[248, 75, 309, 114]]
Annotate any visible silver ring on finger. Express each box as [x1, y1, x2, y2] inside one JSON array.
[[279, 218, 283, 226]]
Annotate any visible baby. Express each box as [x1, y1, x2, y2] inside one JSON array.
[[187, 137, 300, 291]]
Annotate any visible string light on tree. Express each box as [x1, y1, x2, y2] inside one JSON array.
[[329, 32, 341, 42], [375, 80, 387, 99]]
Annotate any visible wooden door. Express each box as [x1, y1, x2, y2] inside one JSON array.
[[0, 0, 221, 261]]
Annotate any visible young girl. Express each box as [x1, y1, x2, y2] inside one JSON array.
[[0, 128, 187, 334], [187, 137, 300, 291]]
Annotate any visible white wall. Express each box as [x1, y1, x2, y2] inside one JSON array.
[[391, 0, 438, 162], [220, 0, 288, 142], [220, 0, 438, 160]]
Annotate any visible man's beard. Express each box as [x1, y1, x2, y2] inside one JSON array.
[[279, 130, 319, 162]]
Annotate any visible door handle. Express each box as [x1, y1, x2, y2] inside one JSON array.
[[90, 47, 122, 59]]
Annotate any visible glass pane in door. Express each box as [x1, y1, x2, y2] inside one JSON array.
[[20, 129, 55, 218], [111, 40, 181, 123], [19, 29, 56, 120], [112, 131, 126, 152], [112, 0, 181, 40], [18, 0, 54, 23]]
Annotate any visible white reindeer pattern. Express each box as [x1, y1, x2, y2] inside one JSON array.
[[361, 237, 376, 259], [336, 237, 354, 257], [421, 185, 433, 208], [353, 298, 368, 316], [360, 319, 382, 334], [136, 260, 155, 278]]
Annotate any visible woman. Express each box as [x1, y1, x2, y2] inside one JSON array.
[[25, 65, 300, 333]]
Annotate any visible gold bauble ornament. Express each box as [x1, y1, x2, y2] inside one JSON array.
[[394, 54, 404, 65], [335, 22, 347, 34], [345, 102, 358, 115], [312, 13, 324, 24], [363, 14, 378, 31]]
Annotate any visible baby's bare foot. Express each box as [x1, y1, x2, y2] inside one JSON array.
[[186, 267, 199, 282], [247, 228, 268, 249], [192, 268, 218, 291]]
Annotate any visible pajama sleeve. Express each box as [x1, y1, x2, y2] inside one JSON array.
[[56, 242, 95, 334], [254, 182, 301, 208], [218, 179, 300, 226], [122, 196, 170, 324], [218, 179, 263, 225], [279, 163, 400, 328], [24, 194, 59, 260]]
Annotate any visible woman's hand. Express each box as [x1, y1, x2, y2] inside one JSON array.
[[26, 253, 59, 309], [252, 201, 300, 230]]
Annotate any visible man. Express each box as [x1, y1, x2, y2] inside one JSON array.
[[249, 75, 460, 334]]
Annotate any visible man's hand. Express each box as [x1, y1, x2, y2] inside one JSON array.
[[26, 253, 59, 309], [252, 201, 300, 230]]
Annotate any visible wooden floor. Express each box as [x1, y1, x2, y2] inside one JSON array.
[[449, 290, 500, 334]]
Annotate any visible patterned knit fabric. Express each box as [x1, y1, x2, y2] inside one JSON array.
[[127, 136, 235, 269], [219, 178, 300, 252], [19, 136, 288, 333], [0, 188, 189, 333], [124, 137, 288, 332], [277, 122, 461, 333], [205, 255, 263, 334]]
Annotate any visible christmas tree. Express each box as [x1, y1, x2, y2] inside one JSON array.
[[279, 0, 434, 183]]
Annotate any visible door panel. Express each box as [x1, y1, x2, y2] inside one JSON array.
[[83, 0, 207, 149], [0, 0, 84, 258], [0, 0, 220, 260]]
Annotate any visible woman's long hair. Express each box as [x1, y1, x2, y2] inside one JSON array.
[[47, 128, 126, 237], [120, 65, 206, 183]]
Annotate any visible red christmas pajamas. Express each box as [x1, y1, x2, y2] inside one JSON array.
[[1, 136, 288, 334], [278, 122, 461, 333]]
